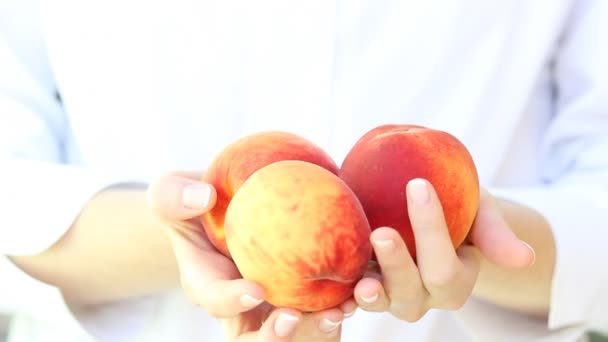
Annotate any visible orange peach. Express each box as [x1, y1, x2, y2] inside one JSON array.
[[201, 131, 339, 257], [339, 124, 479, 261], [225, 160, 372, 311]]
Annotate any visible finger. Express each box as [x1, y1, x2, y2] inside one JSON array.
[[406, 179, 462, 293], [184, 276, 267, 318], [295, 307, 344, 339], [469, 189, 535, 268], [339, 298, 358, 318], [457, 245, 482, 288], [426, 244, 481, 310], [237, 308, 302, 342], [353, 276, 390, 312], [146, 172, 217, 221], [370, 227, 428, 316], [169, 229, 266, 318]]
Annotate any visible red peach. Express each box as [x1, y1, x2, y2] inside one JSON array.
[[339, 124, 479, 261]]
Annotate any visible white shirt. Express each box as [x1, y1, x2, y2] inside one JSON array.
[[1, 0, 607, 341]]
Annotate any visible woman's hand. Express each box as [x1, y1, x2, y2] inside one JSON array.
[[353, 178, 535, 321], [146, 171, 354, 341]]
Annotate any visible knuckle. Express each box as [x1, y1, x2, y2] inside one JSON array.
[[439, 297, 467, 311], [390, 298, 427, 322], [395, 306, 428, 322], [424, 263, 463, 290], [425, 271, 458, 289], [389, 288, 421, 304]]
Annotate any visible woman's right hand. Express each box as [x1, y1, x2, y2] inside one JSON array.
[[146, 171, 355, 341]]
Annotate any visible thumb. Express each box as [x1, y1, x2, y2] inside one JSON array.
[[234, 309, 302, 342], [146, 172, 217, 221], [469, 189, 535, 268]]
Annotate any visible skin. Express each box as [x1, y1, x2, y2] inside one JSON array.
[[339, 125, 481, 263], [9, 172, 551, 340], [9, 172, 347, 341], [352, 179, 550, 321], [150, 172, 351, 341], [9, 184, 181, 306]]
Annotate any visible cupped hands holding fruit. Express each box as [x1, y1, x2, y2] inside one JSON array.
[[146, 125, 535, 341]]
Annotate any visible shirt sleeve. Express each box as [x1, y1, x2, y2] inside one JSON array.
[[0, 6, 121, 318], [491, 0, 608, 333]]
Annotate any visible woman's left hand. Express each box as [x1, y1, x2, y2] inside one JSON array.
[[353, 178, 535, 321], [147, 171, 352, 341]]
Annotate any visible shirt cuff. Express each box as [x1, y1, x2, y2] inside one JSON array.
[[489, 185, 608, 330]]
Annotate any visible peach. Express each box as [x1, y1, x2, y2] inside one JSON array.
[[339, 124, 479, 261], [201, 131, 339, 257], [225, 160, 372, 312]]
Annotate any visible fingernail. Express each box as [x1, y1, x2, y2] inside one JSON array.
[[239, 294, 264, 308], [522, 241, 536, 266], [319, 318, 342, 333], [182, 184, 211, 209], [372, 238, 395, 252], [408, 178, 430, 204], [360, 293, 378, 304], [344, 308, 356, 318], [274, 313, 299, 337]]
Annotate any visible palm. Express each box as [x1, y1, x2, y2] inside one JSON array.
[[169, 217, 245, 291], [173, 219, 344, 341]]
